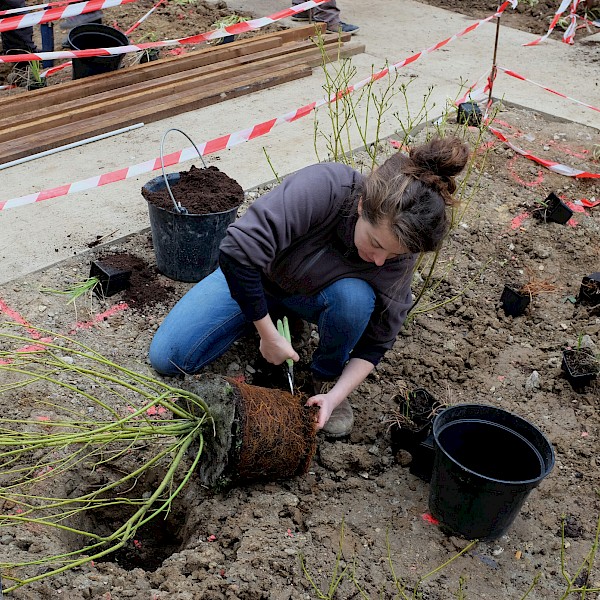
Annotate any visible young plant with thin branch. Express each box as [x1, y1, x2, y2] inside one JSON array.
[[0, 323, 212, 593]]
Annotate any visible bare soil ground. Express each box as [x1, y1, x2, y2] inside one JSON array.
[[1, 99, 600, 599], [1, 1, 600, 599]]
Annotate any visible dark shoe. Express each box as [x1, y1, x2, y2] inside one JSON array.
[[322, 399, 354, 438], [291, 10, 311, 21], [327, 21, 360, 34]]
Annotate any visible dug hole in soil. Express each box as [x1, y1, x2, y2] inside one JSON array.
[[1, 99, 599, 599]]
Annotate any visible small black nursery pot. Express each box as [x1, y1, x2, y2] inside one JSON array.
[[457, 102, 482, 126], [89, 260, 132, 297], [390, 388, 438, 457], [500, 285, 530, 317], [561, 348, 599, 391], [533, 192, 573, 225], [578, 273, 600, 306]]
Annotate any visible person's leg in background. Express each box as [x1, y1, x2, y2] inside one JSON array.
[[0, 0, 38, 87], [291, 0, 359, 34]]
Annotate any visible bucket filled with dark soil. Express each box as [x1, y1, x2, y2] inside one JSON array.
[[184, 374, 318, 486], [429, 404, 554, 540], [142, 165, 243, 283]]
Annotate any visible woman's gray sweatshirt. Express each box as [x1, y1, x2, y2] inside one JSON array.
[[219, 162, 416, 366]]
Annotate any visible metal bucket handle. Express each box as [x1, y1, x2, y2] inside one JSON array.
[[159, 128, 208, 214]]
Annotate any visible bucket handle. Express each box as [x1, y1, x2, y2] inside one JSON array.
[[159, 128, 208, 214]]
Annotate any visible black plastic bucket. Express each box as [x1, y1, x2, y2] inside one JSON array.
[[143, 173, 239, 283], [429, 404, 554, 540], [68, 24, 129, 79]]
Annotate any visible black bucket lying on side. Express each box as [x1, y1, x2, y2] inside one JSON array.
[[68, 24, 129, 79], [429, 404, 554, 541]]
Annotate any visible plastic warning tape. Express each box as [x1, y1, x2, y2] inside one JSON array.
[[523, 0, 582, 46], [0, 0, 517, 210], [0, 0, 330, 62], [0, 0, 136, 33], [489, 126, 600, 179], [0, 0, 90, 17], [124, 0, 166, 35], [40, 0, 167, 78], [497, 66, 600, 113]]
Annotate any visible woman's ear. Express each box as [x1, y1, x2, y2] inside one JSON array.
[[357, 197, 363, 216]]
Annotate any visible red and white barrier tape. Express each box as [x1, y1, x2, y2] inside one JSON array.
[[489, 126, 600, 179], [497, 66, 600, 113], [0, 0, 330, 62], [124, 0, 166, 35], [0, 0, 135, 33], [0, 1, 517, 210], [0, 0, 89, 17], [40, 0, 168, 79], [523, 0, 584, 45]]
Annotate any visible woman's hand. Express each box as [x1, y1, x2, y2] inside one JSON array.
[[259, 333, 298, 365], [306, 392, 341, 429], [254, 315, 299, 365]]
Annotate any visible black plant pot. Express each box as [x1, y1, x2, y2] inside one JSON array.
[[27, 79, 47, 91], [140, 49, 160, 63], [90, 260, 132, 297], [500, 285, 530, 317], [533, 192, 573, 225], [409, 432, 435, 482], [578, 272, 600, 306], [390, 388, 437, 457], [457, 102, 482, 126], [561, 348, 598, 392]]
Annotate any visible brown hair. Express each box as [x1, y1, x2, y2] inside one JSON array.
[[359, 136, 469, 253]]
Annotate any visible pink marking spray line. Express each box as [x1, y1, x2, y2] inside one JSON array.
[[0, 0, 136, 33], [0, 0, 517, 210], [506, 155, 544, 187], [0, 0, 332, 62], [41, 0, 168, 79], [510, 212, 530, 229], [70, 302, 129, 332], [0, 0, 92, 17], [497, 66, 600, 113]]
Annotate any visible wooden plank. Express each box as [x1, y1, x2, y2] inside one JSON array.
[[0, 24, 328, 117], [0, 65, 312, 164], [0, 35, 350, 140]]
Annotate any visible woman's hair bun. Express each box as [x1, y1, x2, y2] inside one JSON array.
[[404, 136, 470, 204]]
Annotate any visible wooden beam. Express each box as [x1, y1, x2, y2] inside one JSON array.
[[0, 65, 312, 164]]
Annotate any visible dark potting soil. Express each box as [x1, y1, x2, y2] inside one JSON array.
[[142, 165, 244, 215], [563, 348, 599, 377], [97, 252, 176, 310]]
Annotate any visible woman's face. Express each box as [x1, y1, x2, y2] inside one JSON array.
[[354, 200, 407, 266]]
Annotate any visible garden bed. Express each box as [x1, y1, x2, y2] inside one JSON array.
[[0, 100, 599, 598]]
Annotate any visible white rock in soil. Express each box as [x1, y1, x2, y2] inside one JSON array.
[[579, 335, 596, 350], [525, 371, 541, 391]]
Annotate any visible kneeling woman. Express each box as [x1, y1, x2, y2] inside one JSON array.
[[149, 136, 469, 437]]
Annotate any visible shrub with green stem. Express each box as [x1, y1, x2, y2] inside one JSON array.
[[0, 323, 211, 593], [310, 42, 498, 320]]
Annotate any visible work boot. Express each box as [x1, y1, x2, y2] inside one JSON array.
[[328, 22, 360, 34], [312, 375, 354, 438]]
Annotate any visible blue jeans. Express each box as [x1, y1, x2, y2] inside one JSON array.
[[149, 268, 375, 379]]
